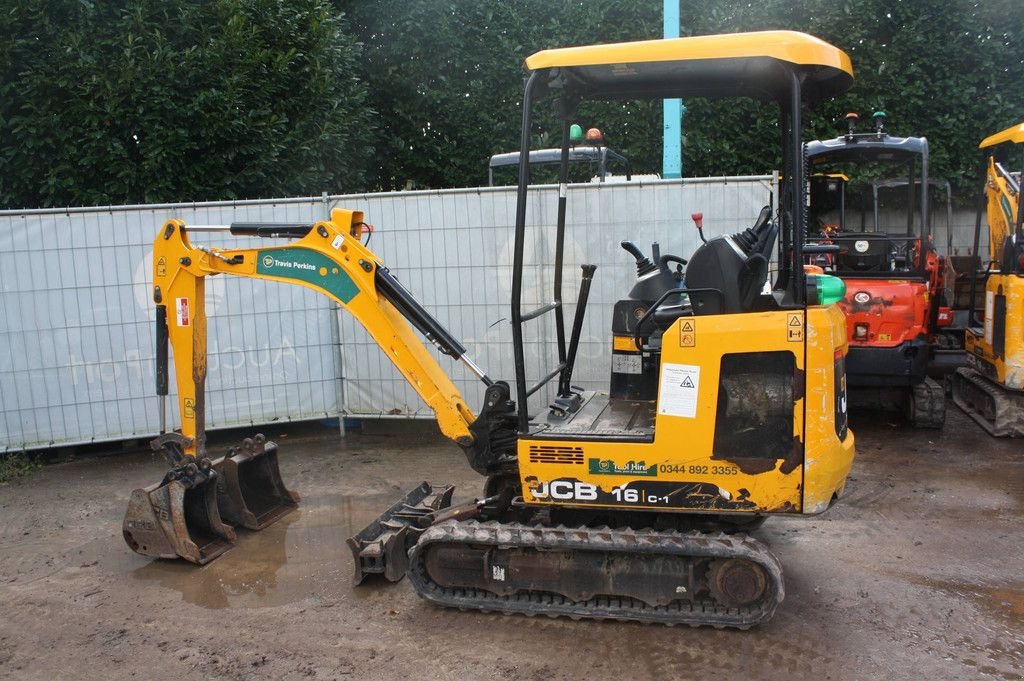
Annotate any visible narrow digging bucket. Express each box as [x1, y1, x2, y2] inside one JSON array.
[[123, 472, 236, 565], [348, 482, 454, 584], [212, 434, 299, 530]]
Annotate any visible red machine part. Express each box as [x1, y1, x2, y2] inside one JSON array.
[[838, 239, 947, 347]]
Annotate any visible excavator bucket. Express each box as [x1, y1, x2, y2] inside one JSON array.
[[123, 456, 236, 565], [211, 434, 299, 530], [348, 482, 454, 584]]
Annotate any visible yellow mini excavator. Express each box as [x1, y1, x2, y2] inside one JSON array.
[[123, 31, 857, 628], [951, 122, 1024, 436]]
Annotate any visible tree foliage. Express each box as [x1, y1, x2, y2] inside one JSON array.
[[0, 0, 374, 208], [1, 0, 1020, 208], [347, 0, 1023, 197]]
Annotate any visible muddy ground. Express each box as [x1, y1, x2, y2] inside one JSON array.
[[1, 407, 1022, 681]]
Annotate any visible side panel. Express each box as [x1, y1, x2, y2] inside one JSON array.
[[965, 274, 1024, 390], [518, 306, 856, 516], [802, 305, 857, 514], [838, 278, 929, 347]]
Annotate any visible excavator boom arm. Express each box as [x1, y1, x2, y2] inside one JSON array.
[[984, 156, 1022, 267], [152, 208, 480, 458]]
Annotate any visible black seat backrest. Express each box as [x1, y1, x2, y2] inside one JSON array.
[[685, 206, 777, 316], [834, 234, 893, 272]]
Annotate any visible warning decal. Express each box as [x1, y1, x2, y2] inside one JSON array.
[[787, 312, 803, 342], [679, 319, 696, 347], [658, 363, 701, 418], [176, 297, 191, 327]]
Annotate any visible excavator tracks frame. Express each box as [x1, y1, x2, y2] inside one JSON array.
[[951, 367, 1024, 437], [907, 377, 946, 429], [406, 519, 784, 629]]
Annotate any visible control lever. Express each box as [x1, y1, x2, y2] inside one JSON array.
[[691, 212, 707, 244]]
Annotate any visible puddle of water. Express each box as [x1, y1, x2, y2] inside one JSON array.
[[131, 492, 398, 609], [906, 574, 1024, 625]]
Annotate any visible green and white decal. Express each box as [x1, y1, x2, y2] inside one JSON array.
[[588, 458, 658, 477], [257, 248, 360, 304]]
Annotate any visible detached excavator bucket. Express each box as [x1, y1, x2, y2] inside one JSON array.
[[348, 482, 454, 584], [211, 434, 299, 530], [123, 456, 236, 565]]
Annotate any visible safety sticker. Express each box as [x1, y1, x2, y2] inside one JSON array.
[[184, 398, 195, 419], [176, 297, 190, 327], [612, 353, 643, 375], [679, 319, 696, 347], [331, 234, 344, 250], [787, 312, 803, 342], [658, 363, 700, 418]]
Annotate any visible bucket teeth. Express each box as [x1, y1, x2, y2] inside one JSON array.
[[123, 465, 235, 565], [123, 432, 298, 564]]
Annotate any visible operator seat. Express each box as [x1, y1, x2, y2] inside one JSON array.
[[834, 234, 894, 272], [685, 205, 778, 316]]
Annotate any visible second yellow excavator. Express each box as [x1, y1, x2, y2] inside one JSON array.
[[951, 122, 1024, 436], [123, 31, 858, 628]]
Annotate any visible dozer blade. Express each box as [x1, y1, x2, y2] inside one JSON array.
[[211, 434, 299, 530], [348, 482, 454, 584], [123, 456, 236, 565]]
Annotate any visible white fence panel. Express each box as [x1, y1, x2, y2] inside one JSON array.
[[329, 176, 779, 420], [0, 199, 340, 451], [5, 175, 982, 450]]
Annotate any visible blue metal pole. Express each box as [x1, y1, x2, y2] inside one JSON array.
[[663, 0, 682, 179]]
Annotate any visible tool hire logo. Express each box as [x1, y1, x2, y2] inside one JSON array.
[[262, 254, 316, 271]]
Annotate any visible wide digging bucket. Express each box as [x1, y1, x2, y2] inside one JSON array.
[[123, 461, 236, 565], [212, 434, 299, 530], [348, 482, 454, 584]]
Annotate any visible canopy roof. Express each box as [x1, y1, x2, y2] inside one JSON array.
[[524, 31, 853, 102], [806, 134, 927, 162], [488, 147, 628, 169], [980, 122, 1024, 148]]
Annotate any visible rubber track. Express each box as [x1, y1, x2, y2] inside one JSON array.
[[407, 519, 784, 629], [951, 368, 1024, 437], [909, 377, 946, 429]]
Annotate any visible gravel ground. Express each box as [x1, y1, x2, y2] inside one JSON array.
[[1, 407, 1022, 681]]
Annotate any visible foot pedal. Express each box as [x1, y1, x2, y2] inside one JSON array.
[[347, 482, 454, 584]]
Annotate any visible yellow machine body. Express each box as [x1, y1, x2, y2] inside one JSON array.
[[519, 307, 854, 515], [131, 29, 863, 629], [965, 275, 1024, 391]]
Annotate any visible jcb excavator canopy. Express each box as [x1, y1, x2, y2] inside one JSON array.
[[980, 122, 1024, 148], [524, 30, 853, 102]]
